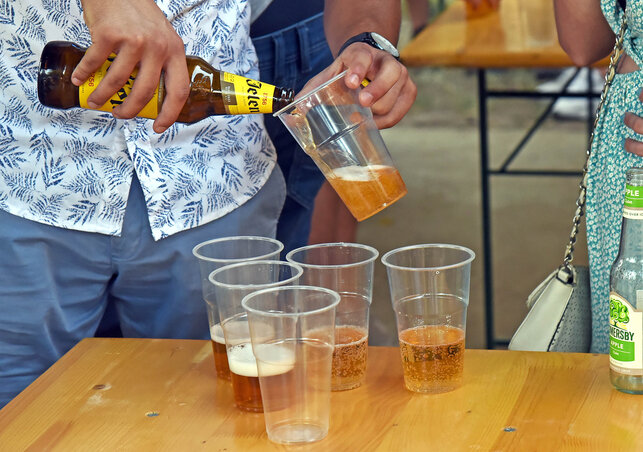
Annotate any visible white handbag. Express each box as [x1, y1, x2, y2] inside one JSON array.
[[509, 13, 627, 353], [509, 266, 591, 352]]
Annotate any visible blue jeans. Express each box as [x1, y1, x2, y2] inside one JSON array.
[[0, 167, 285, 407], [252, 12, 334, 256]]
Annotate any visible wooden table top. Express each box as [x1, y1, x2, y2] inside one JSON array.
[[0, 338, 642, 451], [401, 0, 610, 68]]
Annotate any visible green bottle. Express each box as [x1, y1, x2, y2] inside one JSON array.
[[609, 167, 643, 394]]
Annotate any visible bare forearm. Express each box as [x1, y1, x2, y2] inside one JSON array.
[[554, 0, 614, 66], [323, 0, 401, 56]]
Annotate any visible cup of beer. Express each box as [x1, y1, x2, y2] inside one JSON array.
[[192, 236, 284, 380], [274, 70, 407, 221], [286, 242, 378, 391], [382, 244, 475, 394], [209, 260, 303, 412], [242, 285, 340, 444]]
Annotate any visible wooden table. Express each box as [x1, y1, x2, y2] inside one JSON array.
[[1, 338, 642, 451], [401, 0, 610, 349], [401, 0, 601, 68]]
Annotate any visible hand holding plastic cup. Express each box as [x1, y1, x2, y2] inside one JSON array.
[[209, 260, 302, 412], [274, 70, 407, 221], [192, 236, 284, 380], [382, 244, 475, 394], [242, 286, 340, 445], [286, 242, 378, 391]]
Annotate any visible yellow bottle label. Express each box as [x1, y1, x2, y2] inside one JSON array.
[[79, 56, 160, 119], [220, 72, 276, 115]]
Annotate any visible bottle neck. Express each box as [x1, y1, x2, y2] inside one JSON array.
[[273, 87, 295, 112], [619, 215, 643, 254]]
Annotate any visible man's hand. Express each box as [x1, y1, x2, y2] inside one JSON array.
[[74, 0, 189, 133], [300, 43, 417, 129]]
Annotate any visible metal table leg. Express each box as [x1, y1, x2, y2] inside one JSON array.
[[477, 69, 494, 349]]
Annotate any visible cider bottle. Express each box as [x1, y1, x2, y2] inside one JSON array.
[[609, 167, 643, 394], [37, 41, 294, 122]]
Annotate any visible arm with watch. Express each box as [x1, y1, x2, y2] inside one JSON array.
[[301, 0, 417, 129]]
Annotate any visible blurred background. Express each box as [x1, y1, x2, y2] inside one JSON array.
[[362, 0, 590, 348]]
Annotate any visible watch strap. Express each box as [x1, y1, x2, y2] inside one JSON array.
[[338, 32, 400, 60]]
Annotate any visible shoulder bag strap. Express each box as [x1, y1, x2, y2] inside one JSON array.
[[560, 12, 627, 281]]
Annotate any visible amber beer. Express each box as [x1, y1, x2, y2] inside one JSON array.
[[228, 342, 295, 412], [209, 324, 230, 380], [398, 325, 465, 393], [38, 41, 294, 122], [331, 326, 368, 391], [326, 165, 407, 221], [227, 343, 263, 412]]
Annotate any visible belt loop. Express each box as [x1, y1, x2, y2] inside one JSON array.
[[296, 24, 312, 73], [271, 32, 285, 81]]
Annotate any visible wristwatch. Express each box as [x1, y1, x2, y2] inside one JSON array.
[[338, 32, 400, 60]]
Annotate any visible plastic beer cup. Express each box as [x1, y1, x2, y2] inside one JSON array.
[[192, 236, 283, 380], [286, 242, 378, 391], [382, 244, 475, 394], [274, 71, 407, 221], [209, 260, 302, 411], [242, 286, 340, 444]]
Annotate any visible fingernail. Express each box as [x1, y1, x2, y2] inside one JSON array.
[[87, 101, 99, 109], [360, 92, 374, 106], [348, 74, 360, 86], [71, 75, 82, 85]]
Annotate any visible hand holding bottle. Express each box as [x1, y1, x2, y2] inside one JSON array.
[[73, 0, 189, 133], [299, 44, 417, 130]]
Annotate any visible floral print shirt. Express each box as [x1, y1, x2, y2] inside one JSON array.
[[0, 0, 275, 240]]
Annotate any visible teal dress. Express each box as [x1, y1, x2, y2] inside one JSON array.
[[587, 1, 643, 352]]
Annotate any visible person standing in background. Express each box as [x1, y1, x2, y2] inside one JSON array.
[[252, 0, 417, 254], [251, 0, 337, 253], [553, 0, 643, 352]]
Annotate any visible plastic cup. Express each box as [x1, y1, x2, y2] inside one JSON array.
[[286, 242, 378, 391], [209, 260, 303, 412], [242, 286, 340, 445], [274, 70, 407, 221], [192, 236, 284, 380], [382, 244, 475, 394]]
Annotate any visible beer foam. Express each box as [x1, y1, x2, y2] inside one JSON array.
[[210, 324, 225, 344], [331, 165, 389, 182], [228, 343, 259, 377], [228, 343, 296, 377], [254, 344, 296, 376]]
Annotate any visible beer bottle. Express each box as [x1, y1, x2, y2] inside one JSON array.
[[37, 41, 294, 122], [609, 167, 643, 394]]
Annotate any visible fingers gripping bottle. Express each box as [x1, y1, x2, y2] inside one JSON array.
[[610, 167, 643, 394], [37, 41, 294, 122]]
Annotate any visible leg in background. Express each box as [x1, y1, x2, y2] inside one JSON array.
[[308, 181, 358, 244]]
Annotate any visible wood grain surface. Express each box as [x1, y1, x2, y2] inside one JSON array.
[[0, 338, 641, 451], [401, 0, 610, 68]]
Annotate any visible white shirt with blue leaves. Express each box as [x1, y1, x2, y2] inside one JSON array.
[[0, 0, 275, 240]]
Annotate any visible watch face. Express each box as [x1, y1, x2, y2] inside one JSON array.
[[371, 32, 400, 57]]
